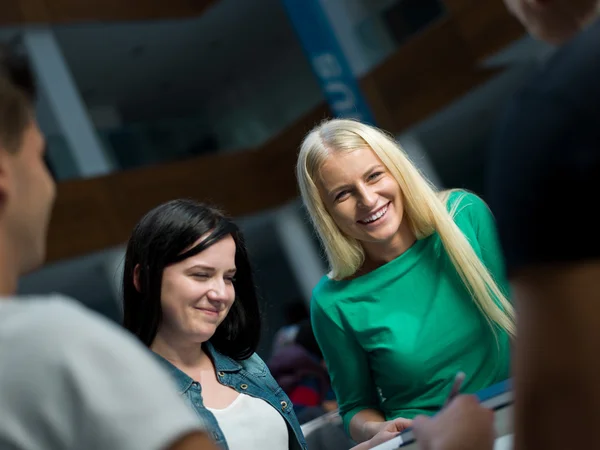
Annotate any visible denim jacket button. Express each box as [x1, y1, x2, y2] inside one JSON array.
[[280, 400, 288, 410], [240, 384, 248, 390]]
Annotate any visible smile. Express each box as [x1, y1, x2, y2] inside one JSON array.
[[194, 307, 219, 316], [358, 203, 390, 225]]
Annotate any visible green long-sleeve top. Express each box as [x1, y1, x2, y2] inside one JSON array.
[[311, 191, 511, 433]]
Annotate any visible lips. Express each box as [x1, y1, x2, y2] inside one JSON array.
[[357, 203, 389, 224], [194, 307, 219, 316]]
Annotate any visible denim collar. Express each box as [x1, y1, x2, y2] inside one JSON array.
[[152, 342, 242, 394]]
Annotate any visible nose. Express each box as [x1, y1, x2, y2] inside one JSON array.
[[206, 278, 231, 302], [357, 184, 377, 209]]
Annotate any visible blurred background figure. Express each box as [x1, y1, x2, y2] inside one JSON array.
[[271, 299, 310, 354], [269, 319, 337, 424], [413, 1, 600, 449]]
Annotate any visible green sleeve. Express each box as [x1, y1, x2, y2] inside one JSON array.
[[459, 192, 511, 298], [311, 296, 380, 434]]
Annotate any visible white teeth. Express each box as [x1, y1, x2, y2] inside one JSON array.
[[362, 204, 388, 223]]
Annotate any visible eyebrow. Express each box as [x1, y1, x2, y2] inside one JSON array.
[[364, 164, 385, 176], [188, 264, 237, 273], [327, 164, 385, 197]]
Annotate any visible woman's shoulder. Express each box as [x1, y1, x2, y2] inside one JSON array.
[[311, 274, 359, 316], [442, 189, 491, 224], [311, 275, 338, 306], [206, 343, 266, 374], [441, 189, 485, 210], [239, 352, 269, 373]]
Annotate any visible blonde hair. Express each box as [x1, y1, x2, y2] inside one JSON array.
[[296, 118, 515, 338]]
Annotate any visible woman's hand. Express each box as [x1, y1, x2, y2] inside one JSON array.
[[368, 418, 412, 447], [363, 417, 413, 442], [350, 418, 412, 450], [322, 399, 339, 412]]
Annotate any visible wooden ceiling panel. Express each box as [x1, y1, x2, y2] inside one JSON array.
[[0, 0, 217, 24], [451, 0, 525, 60], [46, 103, 331, 262], [0, 1, 29, 24]]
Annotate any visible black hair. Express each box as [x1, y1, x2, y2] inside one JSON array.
[[122, 199, 261, 360], [0, 43, 37, 152]]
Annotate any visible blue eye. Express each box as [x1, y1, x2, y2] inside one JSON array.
[[368, 172, 383, 181]]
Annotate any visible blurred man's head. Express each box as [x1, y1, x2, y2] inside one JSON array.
[[0, 44, 55, 281], [504, 0, 599, 44]]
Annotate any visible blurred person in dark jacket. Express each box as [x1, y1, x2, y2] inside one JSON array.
[[413, 2, 600, 450]]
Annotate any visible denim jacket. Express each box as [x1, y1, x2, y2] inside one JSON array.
[[153, 343, 307, 450]]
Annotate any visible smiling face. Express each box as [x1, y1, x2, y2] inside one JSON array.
[[318, 146, 413, 256], [157, 234, 237, 344]]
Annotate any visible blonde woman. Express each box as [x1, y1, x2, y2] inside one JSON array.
[[296, 119, 515, 444]]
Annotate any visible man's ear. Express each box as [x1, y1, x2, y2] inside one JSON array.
[[133, 264, 142, 293]]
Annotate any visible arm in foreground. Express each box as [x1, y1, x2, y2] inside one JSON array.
[[511, 263, 600, 450]]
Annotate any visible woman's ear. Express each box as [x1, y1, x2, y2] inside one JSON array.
[[133, 264, 142, 293]]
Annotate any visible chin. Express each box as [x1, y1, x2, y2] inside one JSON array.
[[190, 329, 217, 344], [196, 321, 222, 336], [366, 225, 401, 243], [198, 322, 219, 333]]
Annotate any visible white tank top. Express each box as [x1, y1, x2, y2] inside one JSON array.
[[207, 393, 289, 450]]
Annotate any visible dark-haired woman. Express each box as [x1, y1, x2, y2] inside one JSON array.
[[122, 200, 306, 450], [122, 200, 401, 450]]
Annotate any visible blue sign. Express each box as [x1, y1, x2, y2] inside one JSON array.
[[281, 0, 376, 125]]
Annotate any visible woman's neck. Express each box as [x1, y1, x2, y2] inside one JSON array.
[[151, 331, 211, 370], [361, 222, 417, 272]]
